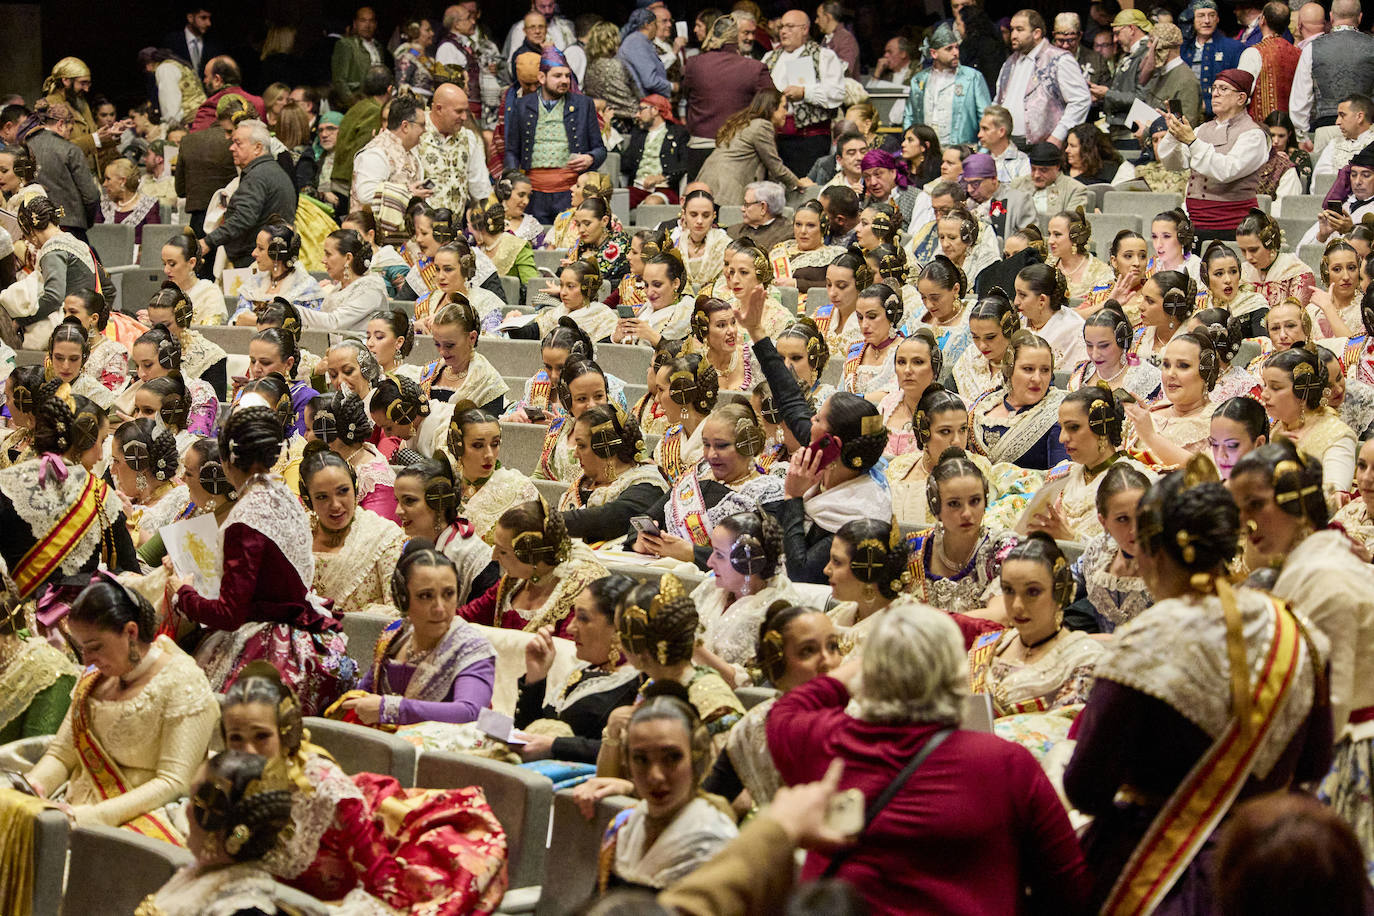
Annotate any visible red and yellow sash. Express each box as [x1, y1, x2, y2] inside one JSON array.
[[70, 670, 182, 845], [1103, 590, 1307, 916], [966, 629, 1001, 696], [13, 472, 104, 600], [537, 419, 566, 481], [659, 426, 684, 483], [669, 473, 712, 546]]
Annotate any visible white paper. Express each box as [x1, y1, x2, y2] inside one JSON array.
[[1013, 477, 1067, 536], [675, 20, 687, 39], [497, 311, 541, 332], [1128, 98, 1159, 131], [161, 513, 223, 599], [476, 707, 527, 745], [220, 267, 253, 298]]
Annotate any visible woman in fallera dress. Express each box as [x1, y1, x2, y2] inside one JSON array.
[[1068, 301, 1161, 401], [1065, 463, 1153, 634], [969, 330, 1066, 471], [954, 288, 1020, 400]]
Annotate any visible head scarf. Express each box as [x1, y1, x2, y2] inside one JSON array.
[[313, 110, 345, 160], [924, 22, 960, 53], [1112, 9, 1152, 32], [622, 7, 657, 41], [701, 13, 739, 51], [860, 149, 909, 188], [42, 57, 90, 96], [539, 47, 569, 73], [515, 51, 542, 85]]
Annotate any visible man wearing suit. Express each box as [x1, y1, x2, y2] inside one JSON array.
[[1181, 0, 1242, 117], [1010, 142, 1088, 220], [162, 5, 222, 76], [961, 153, 1033, 244], [903, 23, 990, 147], [333, 7, 389, 108], [176, 94, 246, 243], [26, 103, 100, 239], [504, 49, 606, 223]]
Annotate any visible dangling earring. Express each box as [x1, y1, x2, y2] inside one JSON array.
[[679, 406, 689, 423], [607, 636, 624, 667], [740, 577, 752, 597], [136, 472, 149, 492], [127, 641, 141, 666], [862, 583, 877, 603]]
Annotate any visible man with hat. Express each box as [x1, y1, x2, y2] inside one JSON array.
[[902, 23, 990, 148], [1158, 68, 1269, 241], [623, 94, 689, 207], [1009, 142, 1089, 221], [491, 50, 544, 183], [1091, 9, 1155, 148], [1142, 23, 1202, 126], [962, 152, 1033, 245], [504, 47, 606, 223], [1181, 0, 1242, 117], [41, 57, 116, 174], [1300, 144, 1374, 247]]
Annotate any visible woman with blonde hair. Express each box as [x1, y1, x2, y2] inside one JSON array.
[[583, 21, 640, 119], [696, 89, 810, 207], [466, 199, 536, 285], [95, 157, 160, 246]]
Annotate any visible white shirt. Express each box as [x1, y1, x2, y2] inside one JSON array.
[[987, 144, 1031, 183], [184, 27, 203, 72], [362, 39, 382, 66], [924, 68, 958, 146], [1157, 112, 1270, 188], [501, 16, 577, 72], [351, 134, 425, 211], [996, 40, 1092, 142], [1290, 26, 1362, 134], [1036, 307, 1087, 367], [1299, 196, 1374, 248], [1313, 125, 1374, 177], [767, 44, 847, 111], [1238, 44, 1262, 79], [154, 61, 184, 124], [436, 33, 473, 68]]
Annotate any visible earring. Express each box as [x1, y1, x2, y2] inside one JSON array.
[[127, 643, 141, 666], [862, 583, 878, 602], [1245, 519, 1259, 535], [679, 406, 688, 423], [136, 472, 149, 491]]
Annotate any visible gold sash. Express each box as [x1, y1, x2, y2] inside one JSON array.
[[14, 472, 104, 599]]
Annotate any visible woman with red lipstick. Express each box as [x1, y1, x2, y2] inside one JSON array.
[[970, 330, 1067, 471], [1260, 347, 1356, 501], [685, 296, 755, 394], [1047, 208, 1113, 302], [528, 259, 618, 343], [1200, 242, 1267, 338], [1125, 332, 1221, 469], [418, 299, 508, 413], [1132, 269, 1196, 367], [952, 289, 1020, 400], [652, 353, 718, 483], [534, 359, 615, 483], [1067, 301, 1162, 402], [300, 444, 406, 616], [448, 403, 538, 541], [914, 255, 973, 368], [1208, 396, 1269, 482], [840, 282, 903, 397], [308, 389, 397, 522], [937, 206, 995, 289], [908, 449, 1018, 616], [1079, 230, 1148, 325], [1033, 386, 1154, 543], [1065, 463, 1153, 634], [1310, 239, 1361, 339]]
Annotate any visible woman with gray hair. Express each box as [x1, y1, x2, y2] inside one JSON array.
[[766, 601, 1089, 915]]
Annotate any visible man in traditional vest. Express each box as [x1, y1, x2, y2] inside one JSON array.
[[436, 3, 492, 124], [764, 9, 847, 177], [1092, 9, 1153, 150], [350, 96, 432, 218], [993, 9, 1091, 149], [416, 83, 492, 217], [1158, 68, 1269, 244], [1237, 2, 1299, 123], [1289, 0, 1374, 157], [1181, 0, 1242, 118], [503, 48, 605, 223]]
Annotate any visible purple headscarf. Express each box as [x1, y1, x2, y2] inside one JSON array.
[[860, 149, 910, 189]]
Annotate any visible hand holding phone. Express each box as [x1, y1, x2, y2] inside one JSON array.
[[1167, 99, 1183, 118], [630, 515, 662, 538]]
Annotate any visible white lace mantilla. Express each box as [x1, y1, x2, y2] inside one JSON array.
[[136, 862, 299, 916], [461, 466, 538, 539], [224, 474, 314, 587], [179, 329, 227, 381], [0, 461, 122, 575]]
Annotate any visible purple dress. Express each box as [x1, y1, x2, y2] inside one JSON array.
[[358, 617, 496, 726]]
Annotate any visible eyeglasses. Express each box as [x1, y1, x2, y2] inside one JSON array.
[[743, 199, 764, 208]]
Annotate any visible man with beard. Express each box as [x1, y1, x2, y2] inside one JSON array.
[[41, 58, 121, 175], [503, 48, 605, 223], [333, 6, 389, 108], [622, 94, 688, 208], [993, 10, 1091, 149]]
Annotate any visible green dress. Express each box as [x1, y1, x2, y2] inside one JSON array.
[[0, 638, 78, 743]]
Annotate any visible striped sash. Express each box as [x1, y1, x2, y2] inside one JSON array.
[[13, 473, 103, 600]]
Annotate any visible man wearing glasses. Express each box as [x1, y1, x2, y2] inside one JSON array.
[[763, 10, 846, 176], [1052, 12, 1109, 86], [1156, 68, 1268, 242], [730, 181, 793, 252], [349, 96, 434, 240]]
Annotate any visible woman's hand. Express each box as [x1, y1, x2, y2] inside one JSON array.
[[1111, 266, 1142, 300], [161, 556, 188, 595], [517, 733, 555, 761], [784, 445, 825, 499], [572, 776, 635, 819], [541, 281, 559, 297], [636, 531, 695, 562], [616, 317, 658, 347], [733, 283, 768, 342], [1123, 401, 1153, 441], [1028, 500, 1072, 541], [234, 311, 259, 327], [339, 693, 383, 725], [524, 626, 556, 683]]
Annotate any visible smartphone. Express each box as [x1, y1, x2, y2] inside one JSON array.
[[824, 788, 865, 837], [631, 515, 662, 538], [1324, 201, 1347, 214], [524, 407, 546, 424], [812, 434, 843, 471], [616, 305, 637, 319], [1167, 99, 1183, 118], [421, 179, 435, 189]]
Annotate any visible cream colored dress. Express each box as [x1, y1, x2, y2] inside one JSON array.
[[311, 507, 407, 615]]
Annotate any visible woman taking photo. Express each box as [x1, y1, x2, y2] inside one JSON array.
[[616, 251, 693, 346], [568, 196, 631, 283], [967, 532, 1107, 716], [1260, 347, 1356, 499], [769, 199, 842, 293], [123, 326, 219, 436], [419, 300, 508, 412], [299, 229, 390, 333], [1200, 240, 1269, 337], [670, 189, 730, 296], [112, 417, 188, 546], [696, 88, 809, 207], [1068, 301, 1161, 400], [814, 246, 872, 357], [561, 403, 670, 543], [1147, 208, 1201, 282], [1081, 229, 1148, 324], [448, 403, 538, 539], [1064, 456, 1330, 913], [466, 200, 536, 286], [970, 330, 1066, 471], [309, 389, 396, 520], [170, 404, 352, 716], [157, 228, 223, 324], [1014, 263, 1086, 369], [515, 574, 640, 765], [60, 290, 127, 394], [953, 289, 1019, 400], [26, 575, 217, 838], [1133, 268, 1196, 366], [232, 223, 323, 322], [1236, 207, 1315, 309], [869, 328, 940, 457], [825, 517, 914, 653], [459, 497, 607, 637], [1125, 332, 1221, 468], [1068, 463, 1152, 633], [1263, 111, 1311, 194], [909, 449, 1018, 614], [341, 542, 497, 727]]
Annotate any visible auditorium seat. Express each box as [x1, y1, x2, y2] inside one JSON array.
[[60, 825, 193, 916], [138, 224, 182, 268], [1102, 190, 1182, 216], [87, 223, 135, 268], [303, 716, 418, 786]]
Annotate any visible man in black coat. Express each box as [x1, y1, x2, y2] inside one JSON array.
[[201, 119, 296, 268], [621, 94, 689, 207], [162, 4, 224, 76]]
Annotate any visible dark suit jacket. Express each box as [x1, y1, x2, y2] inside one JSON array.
[[504, 92, 606, 173], [621, 123, 690, 191], [161, 28, 224, 74], [27, 129, 100, 230], [175, 124, 236, 212]]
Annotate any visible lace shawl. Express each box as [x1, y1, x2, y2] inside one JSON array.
[[952, 345, 998, 401], [69, 372, 116, 410], [225, 475, 315, 588], [975, 628, 1107, 716], [460, 467, 538, 539], [558, 463, 668, 511], [496, 542, 607, 632], [378, 617, 496, 721], [534, 302, 620, 343], [692, 575, 800, 670], [0, 637, 76, 733], [610, 797, 738, 889], [724, 698, 781, 804], [1077, 532, 1152, 631], [425, 351, 508, 408], [135, 862, 301, 916], [137, 485, 192, 540], [1210, 364, 1262, 403], [1069, 359, 1162, 403], [312, 507, 406, 615], [1243, 251, 1315, 309], [178, 329, 226, 381], [703, 473, 784, 532], [1332, 499, 1374, 556], [971, 387, 1066, 465], [0, 460, 122, 576], [1125, 403, 1212, 464], [38, 233, 95, 274], [641, 298, 692, 342], [537, 420, 581, 483], [1055, 457, 1154, 543], [263, 753, 361, 879], [670, 227, 730, 295], [85, 337, 128, 391], [1097, 588, 1321, 777], [555, 662, 641, 715]]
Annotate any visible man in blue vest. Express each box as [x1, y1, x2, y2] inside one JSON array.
[[1181, 0, 1241, 117]]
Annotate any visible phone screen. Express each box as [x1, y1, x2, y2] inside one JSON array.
[[616, 305, 637, 319], [1167, 99, 1183, 118]]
